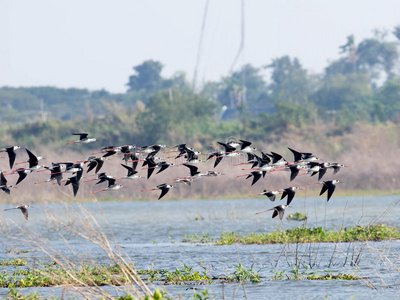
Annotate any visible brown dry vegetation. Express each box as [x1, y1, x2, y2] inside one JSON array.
[[1, 121, 400, 204]]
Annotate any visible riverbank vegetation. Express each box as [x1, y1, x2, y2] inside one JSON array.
[[183, 225, 400, 245]]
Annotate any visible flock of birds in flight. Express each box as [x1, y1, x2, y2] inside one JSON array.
[[0, 133, 345, 221]]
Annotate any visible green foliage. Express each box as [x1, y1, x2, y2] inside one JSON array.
[[287, 212, 307, 221], [231, 264, 260, 283], [136, 89, 216, 145], [127, 60, 164, 93], [184, 225, 400, 245], [376, 77, 400, 121], [211, 64, 269, 117], [0, 258, 28, 266], [271, 266, 358, 281], [266, 56, 311, 104], [182, 233, 213, 243]]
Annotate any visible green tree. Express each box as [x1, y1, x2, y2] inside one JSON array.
[[376, 77, 400, 121], [313, 73, 373, 112], [265, 56, 310, 104], [326, 33, 399, 81], [126, 60, 164, 93], [209, 64, 268, 119], [136, 89, 216, 145]]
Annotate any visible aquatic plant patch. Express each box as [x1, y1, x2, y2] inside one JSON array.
[[183, 225, 400, 245], [0, 258, 28, 266], [0, 263, 363, 289]]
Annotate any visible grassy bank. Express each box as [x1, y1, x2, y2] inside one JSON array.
[[183, 225, 400, 245]]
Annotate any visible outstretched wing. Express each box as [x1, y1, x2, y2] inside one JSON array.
[[26, 148, 39, 167], [285, 189, 296, 205], [86, 161, 97, 173], [318, 168, 328, 181], [251, 172, 262, 186], [288, 147, 302, 162], [19, 207, 29, 220], [121, 164, 134, 177], [156, 163, 170, 174], [0, 171, 7, 186], [289, 166, 300, 181], [95, 159, 104, 173], [240, 140, 252, 149], [214, 155, 223, 168], [16, 169, 28, 185], [6, 147, 17, 169], [183, 164, 199, 177], [73, 133, 88, 140], [327, 184, 336, 202], [319, 183, 328, 196], [158, 187, 170, 200]]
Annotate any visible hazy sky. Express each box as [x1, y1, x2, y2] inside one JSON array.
[[1, 1, 400, 93]]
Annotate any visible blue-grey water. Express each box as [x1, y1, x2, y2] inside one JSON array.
[[1, 195, 400, 299]]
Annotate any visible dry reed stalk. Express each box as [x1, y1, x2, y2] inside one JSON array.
[[2, 203, 157, 299]]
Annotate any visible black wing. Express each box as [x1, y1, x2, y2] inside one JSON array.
[[270, 152, 285, 164], [130, 154, 139, 172], [96, 177, 108, 185], [217, 142, 236, 153], [16, 169, 28, 185], [102, 150, 117, 158], [240, 140, 252, 150], [288, 147, 302, 162], [6, 147, 17, 169], [318, 168, 328, 181], [332, 166, 343, 175], [156, 163, 170, 174], [250, 172, 262, 186], [326, 182, 336, 202], [147, 167, 156, 179], [319, 183, 329, 196], [51, 169, 63, 186], [158, 187, 170, 200], [214, 155, 223, 168], [86, 160, 97, 173], [20, 207, 29, 220], [289, 166, 300, 181], [76, 168, 83, 182], [2, 187, 11, 195], [121, 164, 134, 177], [95, 159, 104, 173], [284, 189, 296, 205], [105, 178, 116, 187], [183, 164, 199, 177], [278, 207, 285, 220], [265, 192, 276, 202], [26, 148, 39, 167], [0, 172, 7, 186], [69, 176, 80, 197], [73, 133, 88, 140]]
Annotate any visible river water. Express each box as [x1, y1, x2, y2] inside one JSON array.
[[1, 195, 400, 299]]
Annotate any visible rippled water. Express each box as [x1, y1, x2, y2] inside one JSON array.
[[1, 195, 400, 299]]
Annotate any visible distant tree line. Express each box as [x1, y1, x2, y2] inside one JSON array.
[[1, 26, 400, 148]]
